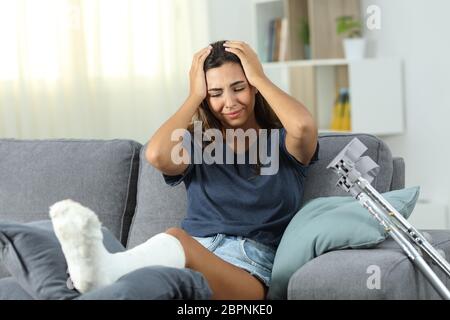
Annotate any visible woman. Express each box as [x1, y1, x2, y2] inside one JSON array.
[[50, 40, 318, 300], [147, 39, 318, 299]]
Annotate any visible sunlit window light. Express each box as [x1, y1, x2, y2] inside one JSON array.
[[0, 0, 163, 81], [131, 0, 160, 78], [25, 0, 61, 80], [0, 0, 19, 80]]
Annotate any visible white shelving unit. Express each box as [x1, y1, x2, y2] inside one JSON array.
[[253, 0, 405, 136], [262, 59, 348, 68], [262, 58, 404, 136]]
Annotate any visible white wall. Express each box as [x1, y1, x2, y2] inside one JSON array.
[[361, 0, 450, 227], [208, 0, 450, 228], [207, 0, 254, 45]]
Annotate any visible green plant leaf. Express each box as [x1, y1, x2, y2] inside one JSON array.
[[298, 18, 310, 45], [336, 15, 362, 38]]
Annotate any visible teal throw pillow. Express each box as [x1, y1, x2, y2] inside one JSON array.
[[268, 186, 420, 300]]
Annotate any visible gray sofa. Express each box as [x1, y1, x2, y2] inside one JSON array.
[[0, 133, 449, 300]]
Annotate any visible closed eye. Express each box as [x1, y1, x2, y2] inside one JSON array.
[[210, 87, 245, 98]]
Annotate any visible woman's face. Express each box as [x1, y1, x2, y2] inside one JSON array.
[[205, 62, 258, 130]]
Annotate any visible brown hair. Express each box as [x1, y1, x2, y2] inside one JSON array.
[[187, 40, 282, 177]]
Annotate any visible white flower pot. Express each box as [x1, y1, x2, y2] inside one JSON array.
[[343, 38, 366, 60]]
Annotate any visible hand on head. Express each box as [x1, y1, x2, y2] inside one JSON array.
[[189, 45, 212, 102], [222, 40, 266, 88]]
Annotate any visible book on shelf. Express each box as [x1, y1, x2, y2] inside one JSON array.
[[279, 17, 289, 62], [330, 88, 352, 132], [266, 17, 288, 62]]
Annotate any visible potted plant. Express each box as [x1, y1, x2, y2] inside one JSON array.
[[336, 15, 366, 60], [299, 18, 311, 59]]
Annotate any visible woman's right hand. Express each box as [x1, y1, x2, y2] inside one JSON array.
[[189, 45, 212, 103]]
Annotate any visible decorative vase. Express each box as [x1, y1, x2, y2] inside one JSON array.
[[303, 44, 311, 60], [343, 38, 366, 60]]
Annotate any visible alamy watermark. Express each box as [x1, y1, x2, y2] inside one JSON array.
[[366, 5, 381, 30], [366, 265, 381, 290], [170, 121, 280, 175]]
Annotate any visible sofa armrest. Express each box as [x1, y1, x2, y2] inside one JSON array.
[[390, 157, 405, 191]]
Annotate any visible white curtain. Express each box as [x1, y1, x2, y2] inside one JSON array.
[[0, 0, 209, 143]]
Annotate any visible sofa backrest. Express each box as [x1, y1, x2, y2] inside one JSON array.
[[302, 133, 396, 202], [127, 145, 188, 248], [0, 139, 141, 244], [127, 133, 404, 248]]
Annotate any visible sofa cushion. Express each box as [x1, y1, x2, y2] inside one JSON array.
[[127, 144, 188, 248], [0, 220, 125, 300], [288, 230, 450, 299], [268, 186, 420, 300], [0, 139, 141, 246], [303, 133, 394, 203]]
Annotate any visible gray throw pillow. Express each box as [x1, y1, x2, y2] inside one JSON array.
[[0, 277, 33, 300], [0, 220, 125, 300]]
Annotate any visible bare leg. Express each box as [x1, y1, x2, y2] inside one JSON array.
[[165, 227, 266, 300]]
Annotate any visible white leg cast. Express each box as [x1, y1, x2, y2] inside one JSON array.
[[49, 199, 185, 293]]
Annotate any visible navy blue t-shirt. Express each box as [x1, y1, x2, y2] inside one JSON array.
[[163, 128, 319, 248]]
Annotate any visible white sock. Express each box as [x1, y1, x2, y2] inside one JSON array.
[[49, 199, 186, 293]]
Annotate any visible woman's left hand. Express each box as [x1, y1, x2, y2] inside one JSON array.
[[223, 41, 267, 88]]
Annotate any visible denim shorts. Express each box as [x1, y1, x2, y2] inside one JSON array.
[[192, 234, 276, 287]]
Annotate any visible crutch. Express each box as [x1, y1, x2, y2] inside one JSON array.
[[327, 138, 450, 300]]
